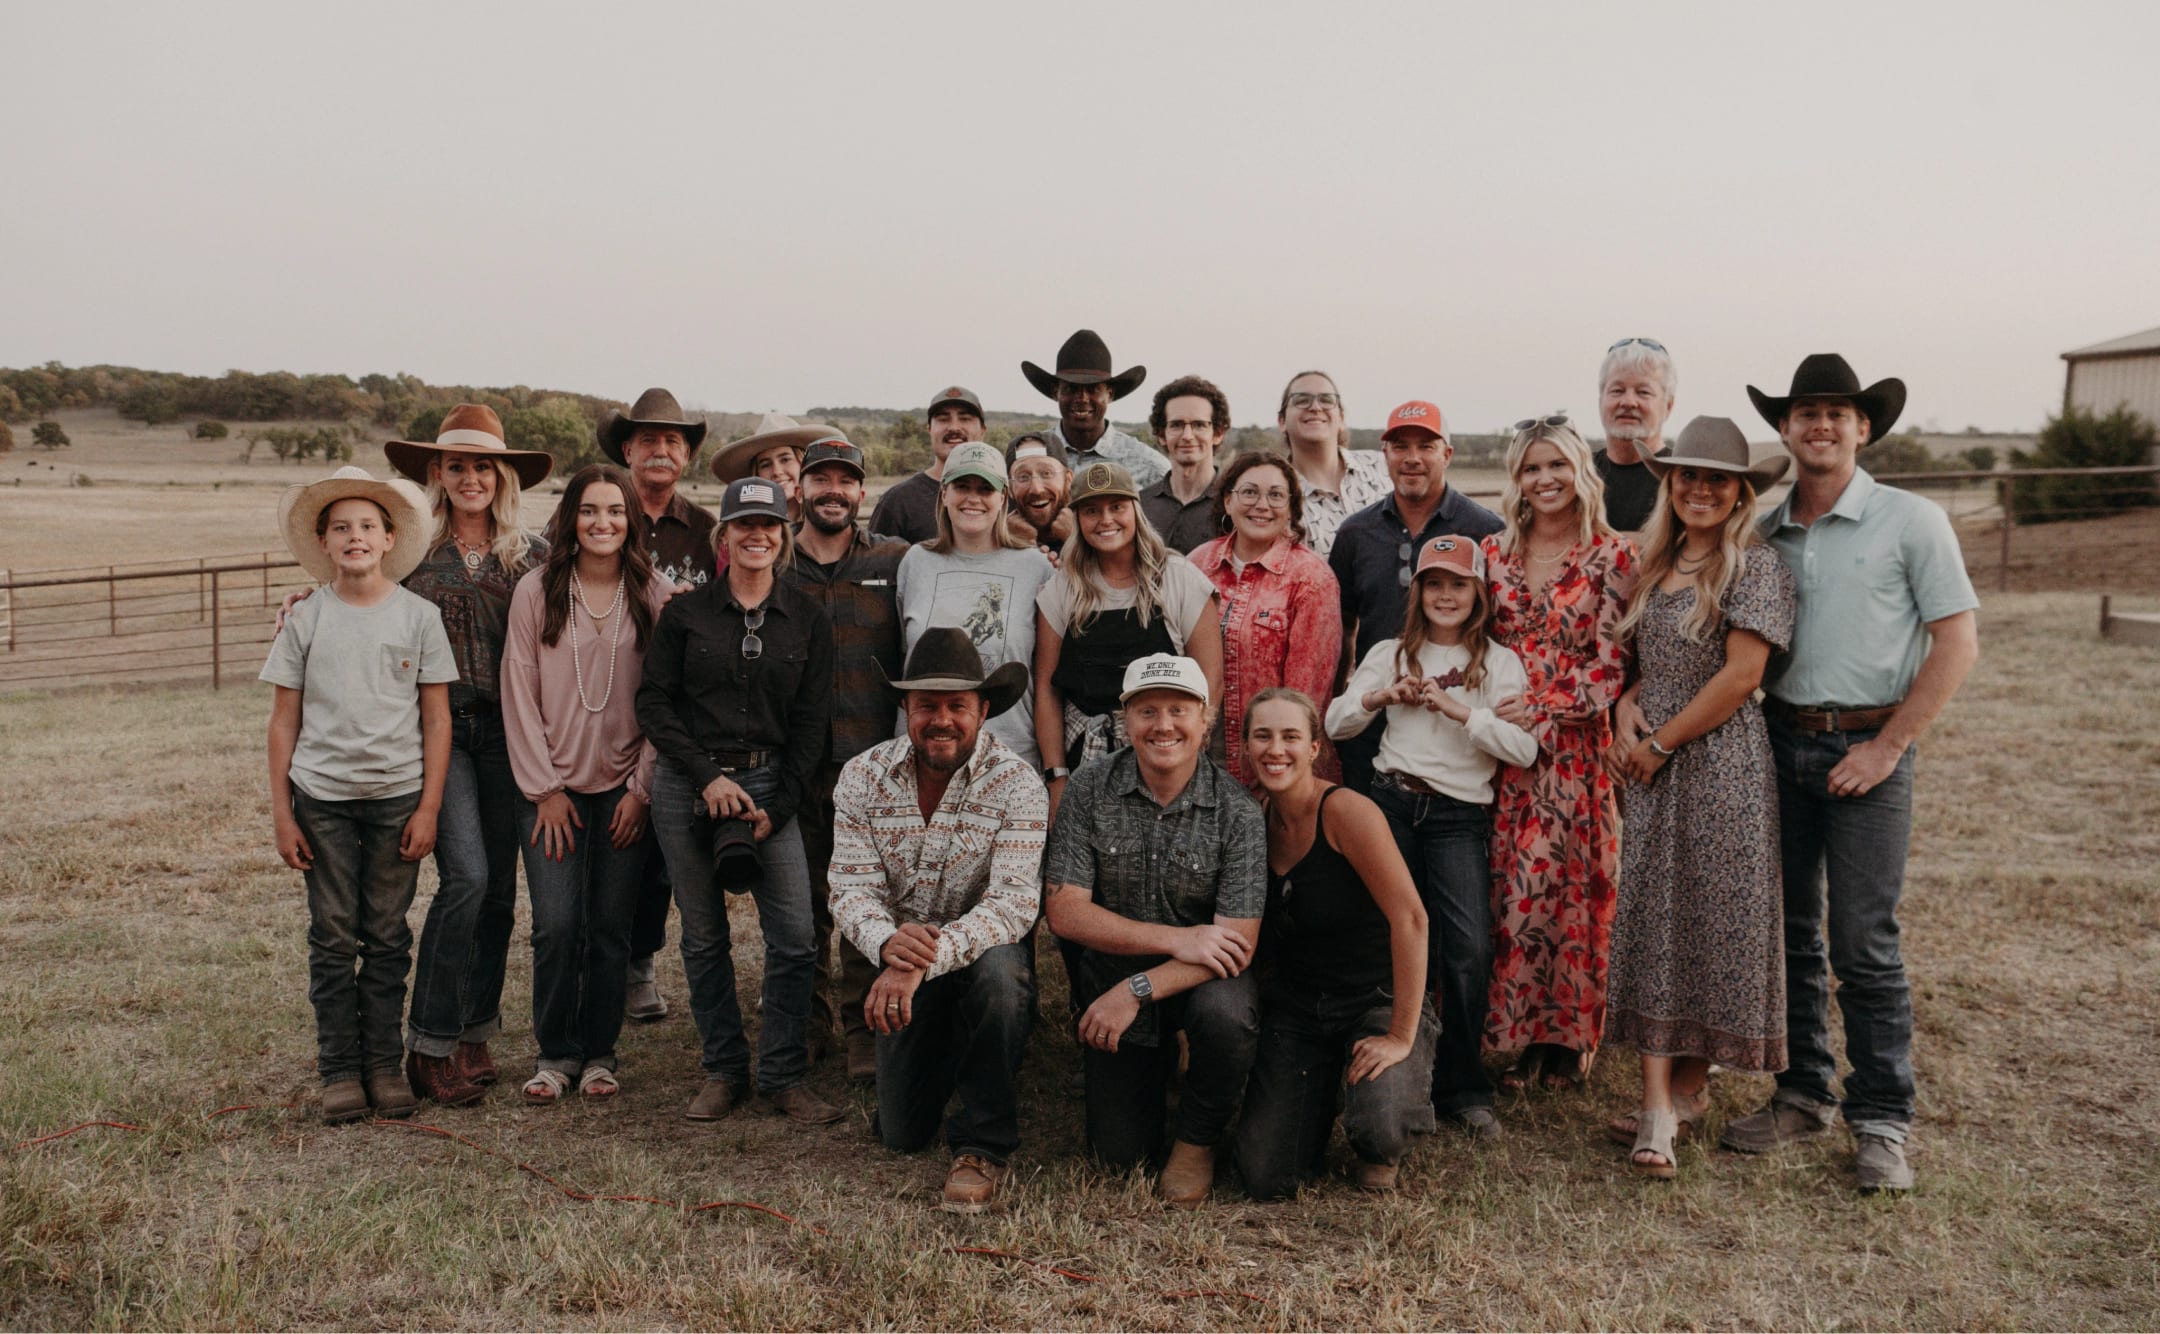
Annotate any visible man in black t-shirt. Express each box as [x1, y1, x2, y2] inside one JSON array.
[[1594, 338, 1678, 533], [867, 385, 985, 543]]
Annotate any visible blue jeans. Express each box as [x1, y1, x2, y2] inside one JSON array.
[[1235, 987, 1440, 1200], [290, 787, 423, 1084], [650, 760, 816, 1093], [1084, 971, 1259, 1170], [517, 786, 647, 1076], [1372, 778, 1496, 1113], [875, 943, 1035, 1165], [1770, 717, 1917, 1138], [405, 705, 522, 1056]]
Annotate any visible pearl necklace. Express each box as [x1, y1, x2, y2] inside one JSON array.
[[569, 572, 626, 714]]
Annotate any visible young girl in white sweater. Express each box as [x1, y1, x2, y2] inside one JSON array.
[[1324, 534, 1537, 1133]]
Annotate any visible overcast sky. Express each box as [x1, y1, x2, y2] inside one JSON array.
[[5, 1, 2155, 436]]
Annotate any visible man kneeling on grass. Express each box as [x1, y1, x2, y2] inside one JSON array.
[[1043, 655, 1265, 1207], [828, 628, 1049, 1213]]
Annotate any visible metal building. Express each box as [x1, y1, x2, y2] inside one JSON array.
[[2062, 325, 2160, 427]]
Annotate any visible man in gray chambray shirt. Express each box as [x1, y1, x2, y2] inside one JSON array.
[[1043, 655, 1264, 1208]]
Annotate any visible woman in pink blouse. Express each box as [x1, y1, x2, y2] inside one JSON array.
[[1189, 451, 1344, 787], [501, 464, 672, 1107], [1479, 415, 1637, 1092]]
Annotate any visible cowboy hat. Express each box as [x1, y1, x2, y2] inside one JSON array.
[[882, 626, 1028, 718], [1022, 329, 1147, 402], [383, 403, 554, 489], [596, 387, 709, 466], [1746, 354, 1906, 444], [1643, 416, 1792, 491], [278, 465, 432, 584], [710, 412, 842, 483]]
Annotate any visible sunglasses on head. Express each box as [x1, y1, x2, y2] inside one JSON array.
[[1513, 412, 1571, 433], [1607, 337, 1667, 354]]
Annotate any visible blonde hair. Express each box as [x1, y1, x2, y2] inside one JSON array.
[[925, 477, 1032, 555], [1395, 567, 1496, 694], [1618, 472, 1762, 643], [1057, 499, 1174, 634], [1498, 418, 1616, 556], [425, 458, 536, 571], [715, 514, 797, 572]]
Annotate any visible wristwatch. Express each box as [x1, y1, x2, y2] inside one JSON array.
[[1043, 765, 1071, 781], [1125, 973, 1154, 1004]]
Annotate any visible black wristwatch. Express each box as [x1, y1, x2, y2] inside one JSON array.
[[1126, 973, 1154, 1004]]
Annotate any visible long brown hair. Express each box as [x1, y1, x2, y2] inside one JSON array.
[[540, 464, 657, 651], [1618, 471, 1762, 643], [1394, 564, 1497, 693]]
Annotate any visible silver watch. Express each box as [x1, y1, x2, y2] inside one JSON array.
[[1126, 973, 1154, 1004]]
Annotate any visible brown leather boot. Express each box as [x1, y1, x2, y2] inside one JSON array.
[[941, 1154, 1008, 1214], [321, 1079, 369, 1125], [456, 1041, 497, 1087], [1158, 1140, 1215, 1208], [406, 1051, 485, 1107], [1355, 1160, 1401, 1193], [365, 1070, 419, 1119]]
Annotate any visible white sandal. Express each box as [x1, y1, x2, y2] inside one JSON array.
[[578, 1065, 620, 1100], [522, 1068, 572, 1107], [1631, 1106, 1678, 1180]]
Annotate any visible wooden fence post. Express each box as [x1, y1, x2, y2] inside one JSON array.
[[108, 564, 116, 634], [1998, 476, 2014, 593], [211, 570, 222, 691]]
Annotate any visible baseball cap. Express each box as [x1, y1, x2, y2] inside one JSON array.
[[1382, 400, 1450, 444], [1119, 654, 1210, 706], [800, 434, 865, 478], [927, 385, 984, 421], [1005, 433, 1061, 470], [1068, 459, 1139, 507], [941, 441, 1008, 491], [1415, 534, 1486, 582], [718, 477, 790, 523]]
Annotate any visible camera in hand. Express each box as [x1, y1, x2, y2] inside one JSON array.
[[711, 817, 763, 893]]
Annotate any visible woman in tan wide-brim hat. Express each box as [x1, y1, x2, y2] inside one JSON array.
[[710, 412, 841, 523]]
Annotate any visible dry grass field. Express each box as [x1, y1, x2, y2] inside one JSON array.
[[3, 589, 2156, 1330]]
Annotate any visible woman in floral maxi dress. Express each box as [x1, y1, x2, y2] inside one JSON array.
[[1480, 414, 1636, 1090]]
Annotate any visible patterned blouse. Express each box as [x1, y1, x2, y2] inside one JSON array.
[[401, 533, 546, 709], [1295, 448, 1392, 557], [1188, 534, 1343, 786]]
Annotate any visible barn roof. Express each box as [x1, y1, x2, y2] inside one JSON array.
[[2063, 325, 2160, 360]]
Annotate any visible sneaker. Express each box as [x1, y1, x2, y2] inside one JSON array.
[[684, 1079, 752, 1122], [1355, 1160, 1400, 1193], [1453, 1106, 1503, 1140], [321, 1078, 369, 1125], [364, 1070, 419, 1119], [456, 1040, 497, 1086], [407, 1051, 486, 1107], [1720, 1096, 1833, 1154], [762, 1083, 846, 1126], [845, 1032, 878, 1085], [941, 1154, 1008, 1214], [1158, 1140, 1215, 1209], [1855, 1134, 1915, 1193]]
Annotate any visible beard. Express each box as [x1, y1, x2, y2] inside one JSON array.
[[804, 498, 858, 535], [1605, 421, 1653, 442], [914, 732, 973, 773]]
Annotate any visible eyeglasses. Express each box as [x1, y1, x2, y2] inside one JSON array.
[[1285, 392, 1341, 410], [1164, 418, 1218, 436], [1606, 337, 1667, 354], [1513, 412, 1571, 432], [1230, 486, 1291, 506], [740, 605, 766, 661]]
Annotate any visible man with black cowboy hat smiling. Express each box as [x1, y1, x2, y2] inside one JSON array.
[[827, 628, 1048, 1213], [1023, 329, 1171, 489], [1723, 353, 1979, 1193]]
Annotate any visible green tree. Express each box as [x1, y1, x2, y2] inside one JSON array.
[[193, 420, 230, 439], [0, 420, 13, 452], [118, 379, 181, 425], [505, 397, 597, 471], [1959, 445, 1996, 473], [406, 404, 451, 443], [1863, 433, 1937, 476], [0, 385, 22, 421], [32, 420, 69, 449], [2009, 404, 2160, 525]]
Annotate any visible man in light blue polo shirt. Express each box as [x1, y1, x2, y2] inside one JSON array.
[[1720, 354, 1979, 1194]]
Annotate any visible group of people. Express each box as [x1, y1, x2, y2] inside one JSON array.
[[260, 327, 1979, 1213]]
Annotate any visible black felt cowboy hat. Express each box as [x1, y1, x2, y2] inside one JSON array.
[[1746, 354, 1906, 444], [1644, 416, 1791, 490], [882, 626, 1028, 718], [1021, 329, 1147, 401], [596, 387, 710, 466]]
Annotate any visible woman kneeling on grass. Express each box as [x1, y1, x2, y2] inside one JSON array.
[[1600, 417, 1796, 1178], [501, 464, 669, 1106], [1233, 688, 1437, 1197]]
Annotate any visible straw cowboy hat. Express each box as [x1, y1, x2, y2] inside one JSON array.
[[279, 466, 432, 584], [383, 403, 554, 489], [1644, 416, 1792, 490], [710, 412, 843, 483], [1022, 328, 1147, 401], [596, 388, 709, 466], [1746, 353, 1906, 444], [881, 626, 1028, 718]]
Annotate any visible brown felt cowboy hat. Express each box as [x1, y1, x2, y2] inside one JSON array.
[[1022, 328, 1147, 401], [710, 412, 844, 483], [882, 626, 1028, 718], [278, 465, 432, 584], [1746, 354, 1906, 444], [1643, 416, 1791, 491], [596, 387, 709, 466], [384, 403, 554, 489]]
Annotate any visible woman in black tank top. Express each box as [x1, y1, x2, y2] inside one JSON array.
[[1231, 688, 1441, 1199]]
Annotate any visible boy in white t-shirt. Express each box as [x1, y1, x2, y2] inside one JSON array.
[[260, 467, 456, 1124]]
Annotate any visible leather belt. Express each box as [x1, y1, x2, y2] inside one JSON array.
[[1376, 769, 1439, 795], [709, 749, 773, 770], [1764, 699, 1900, 734]]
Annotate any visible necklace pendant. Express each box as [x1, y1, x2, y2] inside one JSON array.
[[462, 548, 483, 571]]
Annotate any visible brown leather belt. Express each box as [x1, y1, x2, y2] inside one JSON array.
[[1765, 699, 1900, 734], [709, 749, 773, 770], [1377, 769, 1439, 795]]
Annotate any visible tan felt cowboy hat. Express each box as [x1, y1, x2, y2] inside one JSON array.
[[278, 465, 432, 584], [1022, 328, 1147, 401], [1746, 353, 1906, 444], [710, 412, 843, 483], [1644, 416, 1792, 490], [384, 403, 554, 489], [882, 626, 1029, 718], [597, 387, 709, 466]]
